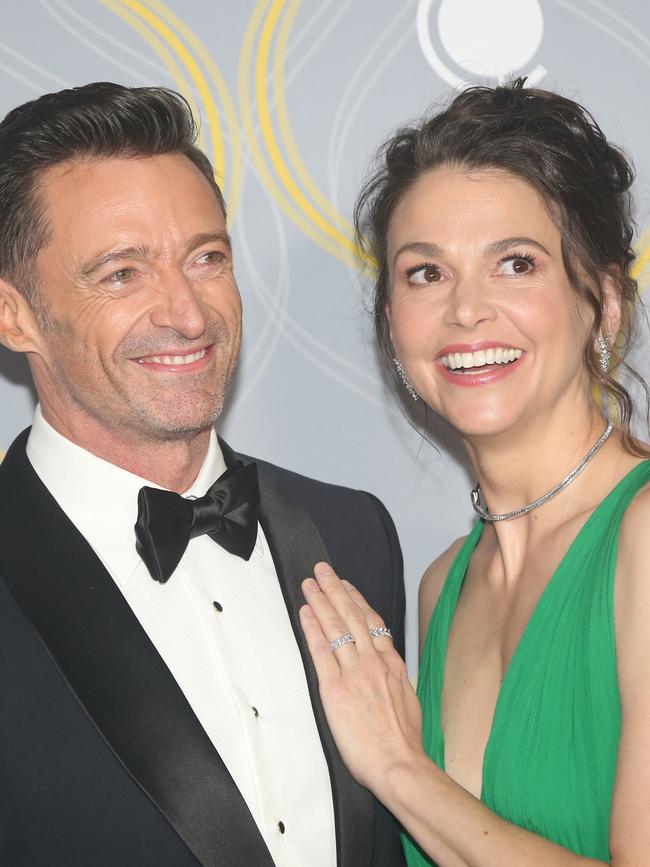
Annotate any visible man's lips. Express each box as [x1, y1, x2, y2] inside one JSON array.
[[132, 345, 213, 371]]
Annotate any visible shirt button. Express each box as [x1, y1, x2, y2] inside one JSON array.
[[278, 821, 285, 834], [212, 601, 223, 612]]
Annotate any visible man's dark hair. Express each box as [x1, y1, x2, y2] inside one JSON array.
[[0, 81, 224, 306], [355, 78, 647, 453]]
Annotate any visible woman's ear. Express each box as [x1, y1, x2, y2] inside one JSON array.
[[385, 301, 393, 346], [601, 270, 622, 343], [0, 279, 46, 354]]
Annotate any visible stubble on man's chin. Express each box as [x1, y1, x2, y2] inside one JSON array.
[[43, 318, 240, 444]]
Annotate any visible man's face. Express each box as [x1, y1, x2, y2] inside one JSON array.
[[29, 153, 241, 444]]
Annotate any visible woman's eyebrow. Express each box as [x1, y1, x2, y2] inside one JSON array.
[[392, 241, 443, 267], [485, 236, 551, 256]]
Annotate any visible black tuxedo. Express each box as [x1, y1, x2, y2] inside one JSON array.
[[0, 430, 406, 867]]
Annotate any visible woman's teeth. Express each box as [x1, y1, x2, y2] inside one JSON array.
[[441, 347, 522, 370]]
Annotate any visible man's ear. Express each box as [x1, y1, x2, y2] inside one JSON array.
[[0, 279, 44, 354]]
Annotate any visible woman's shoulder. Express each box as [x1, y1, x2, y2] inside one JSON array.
[[418, 535, 467, 654], [616, 460, 650, 562]]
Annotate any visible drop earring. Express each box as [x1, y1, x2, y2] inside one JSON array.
[[597, 334, 611, 376], [392, 357, 419, 401]]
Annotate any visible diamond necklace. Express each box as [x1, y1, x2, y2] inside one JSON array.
[[470, 421, 614, 522]]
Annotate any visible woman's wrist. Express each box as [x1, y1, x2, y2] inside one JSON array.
[[371, 746, 440, 808]]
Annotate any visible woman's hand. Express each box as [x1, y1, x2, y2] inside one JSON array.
[[300, 561, 425, 797]]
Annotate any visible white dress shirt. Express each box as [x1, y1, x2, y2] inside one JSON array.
[[26, 406, 336, 867]]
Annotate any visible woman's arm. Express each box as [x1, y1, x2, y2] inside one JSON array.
[[607, 487, 650, 864], [300, 558, 648, 866]]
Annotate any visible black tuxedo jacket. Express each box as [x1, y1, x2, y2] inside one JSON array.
[[0, 430, 406, 867]]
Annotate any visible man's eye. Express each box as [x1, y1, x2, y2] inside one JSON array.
[[198, 251, 226, 266], [406, 264, 442, 284], [108, 268, 135, 284]]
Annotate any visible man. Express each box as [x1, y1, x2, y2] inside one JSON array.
[[0, 84, 405, 867]]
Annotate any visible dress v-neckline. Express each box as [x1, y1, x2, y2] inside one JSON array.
[[435, 461, 650, 798]]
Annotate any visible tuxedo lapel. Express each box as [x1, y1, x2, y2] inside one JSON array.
[[221, 440, 375, 867], [0, 431, 274, 867]]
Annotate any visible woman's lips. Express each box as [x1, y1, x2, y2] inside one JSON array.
[[436, 345, 524, 386]]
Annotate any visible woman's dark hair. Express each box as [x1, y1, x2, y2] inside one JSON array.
[[0, 82, 224, 308], [354, 79, 648, 453]]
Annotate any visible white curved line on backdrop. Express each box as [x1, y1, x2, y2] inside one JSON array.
[[551, 0, 650, 71], [40, 0, 228, 177], [236, 174, 387, 409], [0, 39, 69, 89], [287, 0, 336, 60], [284, 0, 352, 89], [327, 1, 416, 232], [40, 0, 169, 81], [584, 0, 650, 50], [0, 59, 53, 94], [233, 160, 291, 404], [239, 0, 383, 393], [416, 0, 546, 87], [237, 134, 386, 401]]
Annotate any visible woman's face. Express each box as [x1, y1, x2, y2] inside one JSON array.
[[386, 166, 596, 440]]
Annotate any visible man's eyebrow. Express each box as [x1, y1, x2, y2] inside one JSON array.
[[80, 245, 150, 279], [183, 231, 232, 258], [79, 231, 232, 280], [485, 236, 551, 256]]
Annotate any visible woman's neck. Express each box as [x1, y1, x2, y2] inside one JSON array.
[[462, 404, 632, 581]]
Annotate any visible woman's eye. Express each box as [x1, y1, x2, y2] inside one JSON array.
[[407, 264, 442, 284], [498, 256, 534, 276]]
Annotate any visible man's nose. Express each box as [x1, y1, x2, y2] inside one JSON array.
[[149, 275, 208, 338]]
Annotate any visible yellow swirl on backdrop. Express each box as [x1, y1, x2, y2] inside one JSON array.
[[131, 0, 243, 218], [632, 229, 650, 287], [273, 0, 354, 237], [102, 0, 242, 218], [256, 0, 358, 256], [240, 0, 361, 268], [101, 1, 204, 153]]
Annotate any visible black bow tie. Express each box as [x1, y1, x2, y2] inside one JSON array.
[[135, 461, 260, 584]]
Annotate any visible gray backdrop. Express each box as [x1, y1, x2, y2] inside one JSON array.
[[1, 0, 649, 671]]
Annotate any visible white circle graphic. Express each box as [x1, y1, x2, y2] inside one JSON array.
[[439, 0, 544, 79], [417, 0, 547, 87]]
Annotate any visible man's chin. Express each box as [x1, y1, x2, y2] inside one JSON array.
[[137, 409, 224, 440]]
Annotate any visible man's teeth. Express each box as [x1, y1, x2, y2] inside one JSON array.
[[441, 347, 522, 370], [141, 349, 207, 366]]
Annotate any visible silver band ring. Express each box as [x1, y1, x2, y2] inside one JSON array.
[[330, 633, 355, 652], [368, 626, 392, 639]]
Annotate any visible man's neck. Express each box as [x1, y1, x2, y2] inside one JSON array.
[[39, 406, 213, 492]]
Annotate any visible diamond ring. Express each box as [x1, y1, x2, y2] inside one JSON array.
[[329, 633, 355, 652], [368, 626, 392, 639]]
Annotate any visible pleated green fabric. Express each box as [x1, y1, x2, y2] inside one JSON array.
[[403, 461, 650, 865]]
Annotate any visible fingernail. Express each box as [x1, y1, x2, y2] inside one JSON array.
[[302, 578, 319, 592], [299, 603, 314, 618], [314, 562, 334, 578]]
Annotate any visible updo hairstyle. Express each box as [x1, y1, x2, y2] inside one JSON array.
[[354, 79, 647, 452]]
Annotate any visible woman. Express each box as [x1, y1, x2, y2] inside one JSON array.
[[299, 80, 650, 865]]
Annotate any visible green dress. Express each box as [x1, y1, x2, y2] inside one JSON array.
[[403, 461, 650, 865]]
